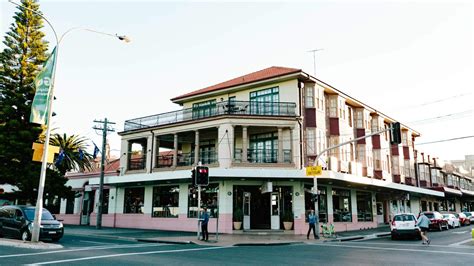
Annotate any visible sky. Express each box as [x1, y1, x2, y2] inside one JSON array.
[[1, 0, 473, 161]]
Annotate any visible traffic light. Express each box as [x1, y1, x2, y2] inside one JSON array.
[[195, 166, 209, 186], [390, 122, 401, 145]]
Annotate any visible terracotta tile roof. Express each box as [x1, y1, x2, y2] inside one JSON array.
[[171, 66, 301, 102]]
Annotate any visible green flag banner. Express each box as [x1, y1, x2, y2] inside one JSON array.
[[30, 47, 57, 125]]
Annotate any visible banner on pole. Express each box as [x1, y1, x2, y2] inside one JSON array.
[[30, 47, 57, 125]]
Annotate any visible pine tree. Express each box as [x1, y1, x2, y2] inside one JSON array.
[[0, 0, 75, 205]]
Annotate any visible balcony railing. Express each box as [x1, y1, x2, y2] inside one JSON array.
[[128, 154, 146, 170], [234, 148, 292, 163], [124, 101, 297, 131], [155, 151, 218, 168]]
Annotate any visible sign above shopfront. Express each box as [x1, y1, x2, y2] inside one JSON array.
[[306, 166, 322, 176]]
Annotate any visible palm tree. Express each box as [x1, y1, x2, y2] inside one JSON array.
[[50, 133, 94, 175]]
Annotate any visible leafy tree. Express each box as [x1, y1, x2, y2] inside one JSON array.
[[0, 0, 48, 186], [50, 133, 94, 176], [0, 0, 76, 205]]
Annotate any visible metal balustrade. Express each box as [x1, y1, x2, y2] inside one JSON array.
[[123, 101, 297, 131]]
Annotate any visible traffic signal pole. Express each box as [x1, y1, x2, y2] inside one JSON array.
[[312, 125, 399, 236]]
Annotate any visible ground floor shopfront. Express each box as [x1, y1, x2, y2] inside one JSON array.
[[57, 170, 444, 235]]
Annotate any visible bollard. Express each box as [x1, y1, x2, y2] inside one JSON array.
[[472, 228, 474, 239]]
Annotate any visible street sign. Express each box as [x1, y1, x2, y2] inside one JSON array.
[[306, 165, 322, 176]]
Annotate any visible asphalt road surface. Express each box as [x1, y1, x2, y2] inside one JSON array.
[[0, 226, 472, 265]]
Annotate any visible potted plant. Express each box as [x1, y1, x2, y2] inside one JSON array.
[[233, 207, 243, 230], [283, 210, 294, 230]]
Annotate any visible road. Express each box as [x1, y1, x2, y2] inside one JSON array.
[[0, 226, 472, 265]]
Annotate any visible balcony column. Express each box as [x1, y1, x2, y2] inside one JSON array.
[[152, 137, 160, 169], [218, 124, 234, 168], [194, 130, 200, 165], [146, 134, 153, 173], [290, 127, 294, 164], [278, 127, 284, 163], [242, 126, 248, 163], [172, 133, 178, 167]]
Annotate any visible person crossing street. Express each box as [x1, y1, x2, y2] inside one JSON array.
[[417, 212, 431, 245], [307, 209, 319, 239]]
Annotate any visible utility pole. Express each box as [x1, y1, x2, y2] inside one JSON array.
[[93, 118, 115, 229], [307, 48, 324, 77]]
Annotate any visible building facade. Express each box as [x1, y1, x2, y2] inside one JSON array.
[[58, 66, 473, 234]]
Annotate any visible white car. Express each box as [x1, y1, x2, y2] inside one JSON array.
[[442, 213, 460, 228], [390, 213, 421, 240]]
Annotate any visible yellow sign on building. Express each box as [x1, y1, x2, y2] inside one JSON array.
[[306, 165, 322, 176], [32, 142, 60, 163]]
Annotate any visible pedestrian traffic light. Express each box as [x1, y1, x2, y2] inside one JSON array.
[[390, 122, 401, 145], [195, 166, 209, 186]]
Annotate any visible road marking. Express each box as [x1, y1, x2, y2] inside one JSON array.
[[309, 243, 474, 256], [449, 238, 473, 246], [79, 240, 116, 245], [0, 243, 167, 258], [31, 246, 234, 265], [452, 231, 468, 234], [340, 240, 474, 249]]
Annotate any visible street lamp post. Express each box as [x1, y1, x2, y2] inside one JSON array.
[[8, 0, 129, 242]]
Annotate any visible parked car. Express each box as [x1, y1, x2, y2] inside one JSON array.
[[457, 213, 471, 226], [463, 212, 474, 223], [390, 213, 421, 240], [0, 205, 64, 242], [422, 211, 449, 231], [442, 213, 460, 228]]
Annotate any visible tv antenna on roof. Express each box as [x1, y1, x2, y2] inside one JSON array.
[[307, 48, 324, 77]]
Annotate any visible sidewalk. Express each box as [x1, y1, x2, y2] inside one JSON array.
[[65, 224, 391, 246]]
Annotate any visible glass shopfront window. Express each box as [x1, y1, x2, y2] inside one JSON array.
[[304, 185, 327, 223], [124, 187, 145, 214], [188, 184, 219, 218], [332, 188, 352, 222], [152, 186, 179, 218], [356, 191, 373, 222]]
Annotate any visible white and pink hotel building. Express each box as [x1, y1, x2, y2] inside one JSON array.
[[57, 66, 474, 234]]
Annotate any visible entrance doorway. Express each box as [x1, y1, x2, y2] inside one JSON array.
[[233, 185, 292, 230], [81, 190, 95, 225]]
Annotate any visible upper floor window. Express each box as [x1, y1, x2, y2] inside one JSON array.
[[192, 99, 217, 119], [347, 107, 353, 127], [305, 86, 314, 108], [250, 87, 279, 115], [355, 110, 363, 128], [329, 98, 337, 117]]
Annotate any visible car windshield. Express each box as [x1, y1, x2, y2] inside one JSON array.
[[424, 213, 434, 219], [442, 214, 449, 218], [464, 212, 472, 217], [24, 208, 55, 221], [395, 215, 414, 221]]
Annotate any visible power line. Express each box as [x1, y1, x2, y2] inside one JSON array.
[[415, 135, 474, 146], [407, 109, 473, 125]]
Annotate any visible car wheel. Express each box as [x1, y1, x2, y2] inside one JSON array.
[[21, 230, 31, 241], [438, 223, 442, 231]]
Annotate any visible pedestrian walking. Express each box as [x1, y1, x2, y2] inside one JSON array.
[[417, 212, 431, 245], [307, 210, 319, 239], [201, 207, 209, 241]]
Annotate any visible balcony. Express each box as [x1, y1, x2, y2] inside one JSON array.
[[124, 101, 297, 131], [234, 148, 292, 164], [155, 151, 218, 168]]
